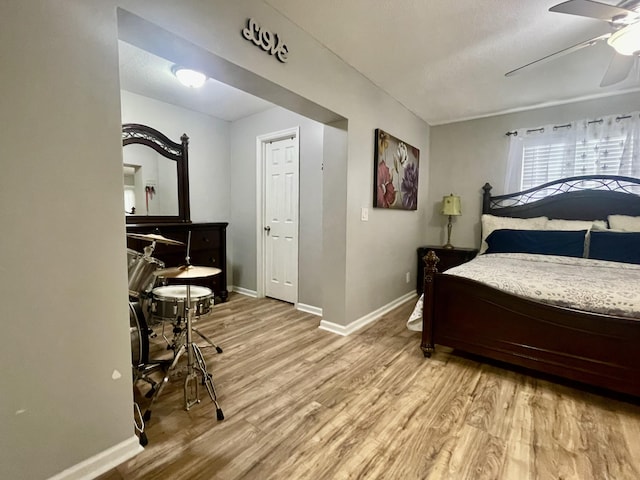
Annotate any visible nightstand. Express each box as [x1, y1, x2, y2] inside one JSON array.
[[416, 246, 478, 294]]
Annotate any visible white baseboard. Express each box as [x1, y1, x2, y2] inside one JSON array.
[[230, 288, 322, 319], [319, 291, 417, 336], [230, 288, 411, 334], [48, 435, 142, 480], [230, 286, 257, 297], [296, 302, 322, 316]]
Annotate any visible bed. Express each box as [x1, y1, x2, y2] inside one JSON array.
[[419, 175, 640, 398]]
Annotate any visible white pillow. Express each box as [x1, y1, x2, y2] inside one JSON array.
[[608, 215, 640, 232], [480, 214, 548, 254], [590, 222, 610, 231], [546, 219, 607, 231]]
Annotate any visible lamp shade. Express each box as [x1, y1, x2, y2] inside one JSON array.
[[607, 22, 640, 56], [441, 194, 462, 216]]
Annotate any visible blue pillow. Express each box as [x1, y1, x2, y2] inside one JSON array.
[[485, 229, 587, 258], [588, 231, 640, 265]]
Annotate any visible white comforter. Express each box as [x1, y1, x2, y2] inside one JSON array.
[[407, 253, 640, 332]]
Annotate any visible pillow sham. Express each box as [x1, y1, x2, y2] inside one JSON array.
[[480, 214, 548, 254], [485, 229, 588, 258], [588, 231, 640, 264], [608, 215, 640, 232], [546, 219, 607, 231], [590, 222, 610, 232]]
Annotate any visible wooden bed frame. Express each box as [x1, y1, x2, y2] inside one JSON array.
[[421, 175, 640, 397]]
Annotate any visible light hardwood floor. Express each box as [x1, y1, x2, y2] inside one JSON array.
[[99, 293, 640, 480]]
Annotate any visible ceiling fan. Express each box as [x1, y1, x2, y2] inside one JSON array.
[[506, 0, 640, 86]]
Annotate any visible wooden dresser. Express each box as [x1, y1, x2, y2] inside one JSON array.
[[127, 222, 228, 302]]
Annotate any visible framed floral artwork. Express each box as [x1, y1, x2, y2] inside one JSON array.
[[373, 128, 420, 210]]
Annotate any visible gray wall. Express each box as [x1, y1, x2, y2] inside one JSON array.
[[116, 0, 430, 328], [427, 91, 640, 249], [229, 107, 324, 308], [121, 90, 231, 224], [1, 2, 134, 478], [322, 121, 349, 325]]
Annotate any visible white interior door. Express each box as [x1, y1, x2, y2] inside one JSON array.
[[264, 136, 299, 303]]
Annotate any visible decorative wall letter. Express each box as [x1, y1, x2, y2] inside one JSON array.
[[242, 18, 289, 63]]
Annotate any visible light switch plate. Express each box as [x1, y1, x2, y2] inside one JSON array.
[[361, 207, 369, 221]]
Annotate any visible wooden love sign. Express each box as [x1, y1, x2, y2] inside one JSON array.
[[242, 18, 289, 63]]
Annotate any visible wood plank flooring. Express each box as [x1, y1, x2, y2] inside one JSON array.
[[98, 293, 640, 480]]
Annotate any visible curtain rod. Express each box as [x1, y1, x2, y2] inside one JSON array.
[[505, 114, 637, 136]]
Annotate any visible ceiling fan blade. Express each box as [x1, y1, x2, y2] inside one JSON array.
[[550, 0, 638, 21], [600, 52, 636, 86], [505, 33, 610, 77]]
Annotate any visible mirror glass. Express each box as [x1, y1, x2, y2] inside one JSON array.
[[123, 144, 179, 217], [121, 123, 190, 224]]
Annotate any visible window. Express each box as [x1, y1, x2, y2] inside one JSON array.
[[505, 112, 640, 194]]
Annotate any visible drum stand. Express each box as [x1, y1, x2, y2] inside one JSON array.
[[165, 318, 223, 355], [192, 327, 224, 354], [142, 282, 224, 422]]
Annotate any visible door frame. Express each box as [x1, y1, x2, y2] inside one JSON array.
[[255, 126, 300, 300]]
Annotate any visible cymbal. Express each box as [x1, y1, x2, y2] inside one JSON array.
[[127, 233, 185, 246], [154, 265, 222, 279]]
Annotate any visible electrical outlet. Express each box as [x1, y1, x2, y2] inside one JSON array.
[[361, 207, 369, 221], [405, 271, 410, 283]]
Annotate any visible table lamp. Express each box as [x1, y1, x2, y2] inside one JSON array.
[[441, 194, 462, 249]]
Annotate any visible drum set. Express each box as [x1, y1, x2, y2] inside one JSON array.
[[127, 232, 224, 426]]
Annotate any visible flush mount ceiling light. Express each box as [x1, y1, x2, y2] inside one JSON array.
[[608, 22, 640, 56], [172, 66, 207, 88]]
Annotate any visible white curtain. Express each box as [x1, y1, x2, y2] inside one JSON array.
[[575, 113, 640, 176], [505, 112, 640, 193]]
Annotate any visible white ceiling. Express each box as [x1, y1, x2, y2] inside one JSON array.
[[120, 0, 640, 126], [118, 40, 275, 122]]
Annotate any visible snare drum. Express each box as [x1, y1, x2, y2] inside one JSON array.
[[150, 285, 214, 322], [128, 249, 165, 298]]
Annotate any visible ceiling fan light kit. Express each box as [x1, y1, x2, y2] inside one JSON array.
[[507, 0, 640, 85], [172, 66, 207, 88], [608, 22, 640, 55]]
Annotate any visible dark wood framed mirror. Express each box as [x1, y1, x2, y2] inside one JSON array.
[[122, 123, 191, 224]]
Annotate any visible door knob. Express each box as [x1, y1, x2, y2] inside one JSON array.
[[264, 226, 271, 233]]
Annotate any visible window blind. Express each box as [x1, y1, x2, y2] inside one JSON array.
[[521, 135, 634, 190]]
